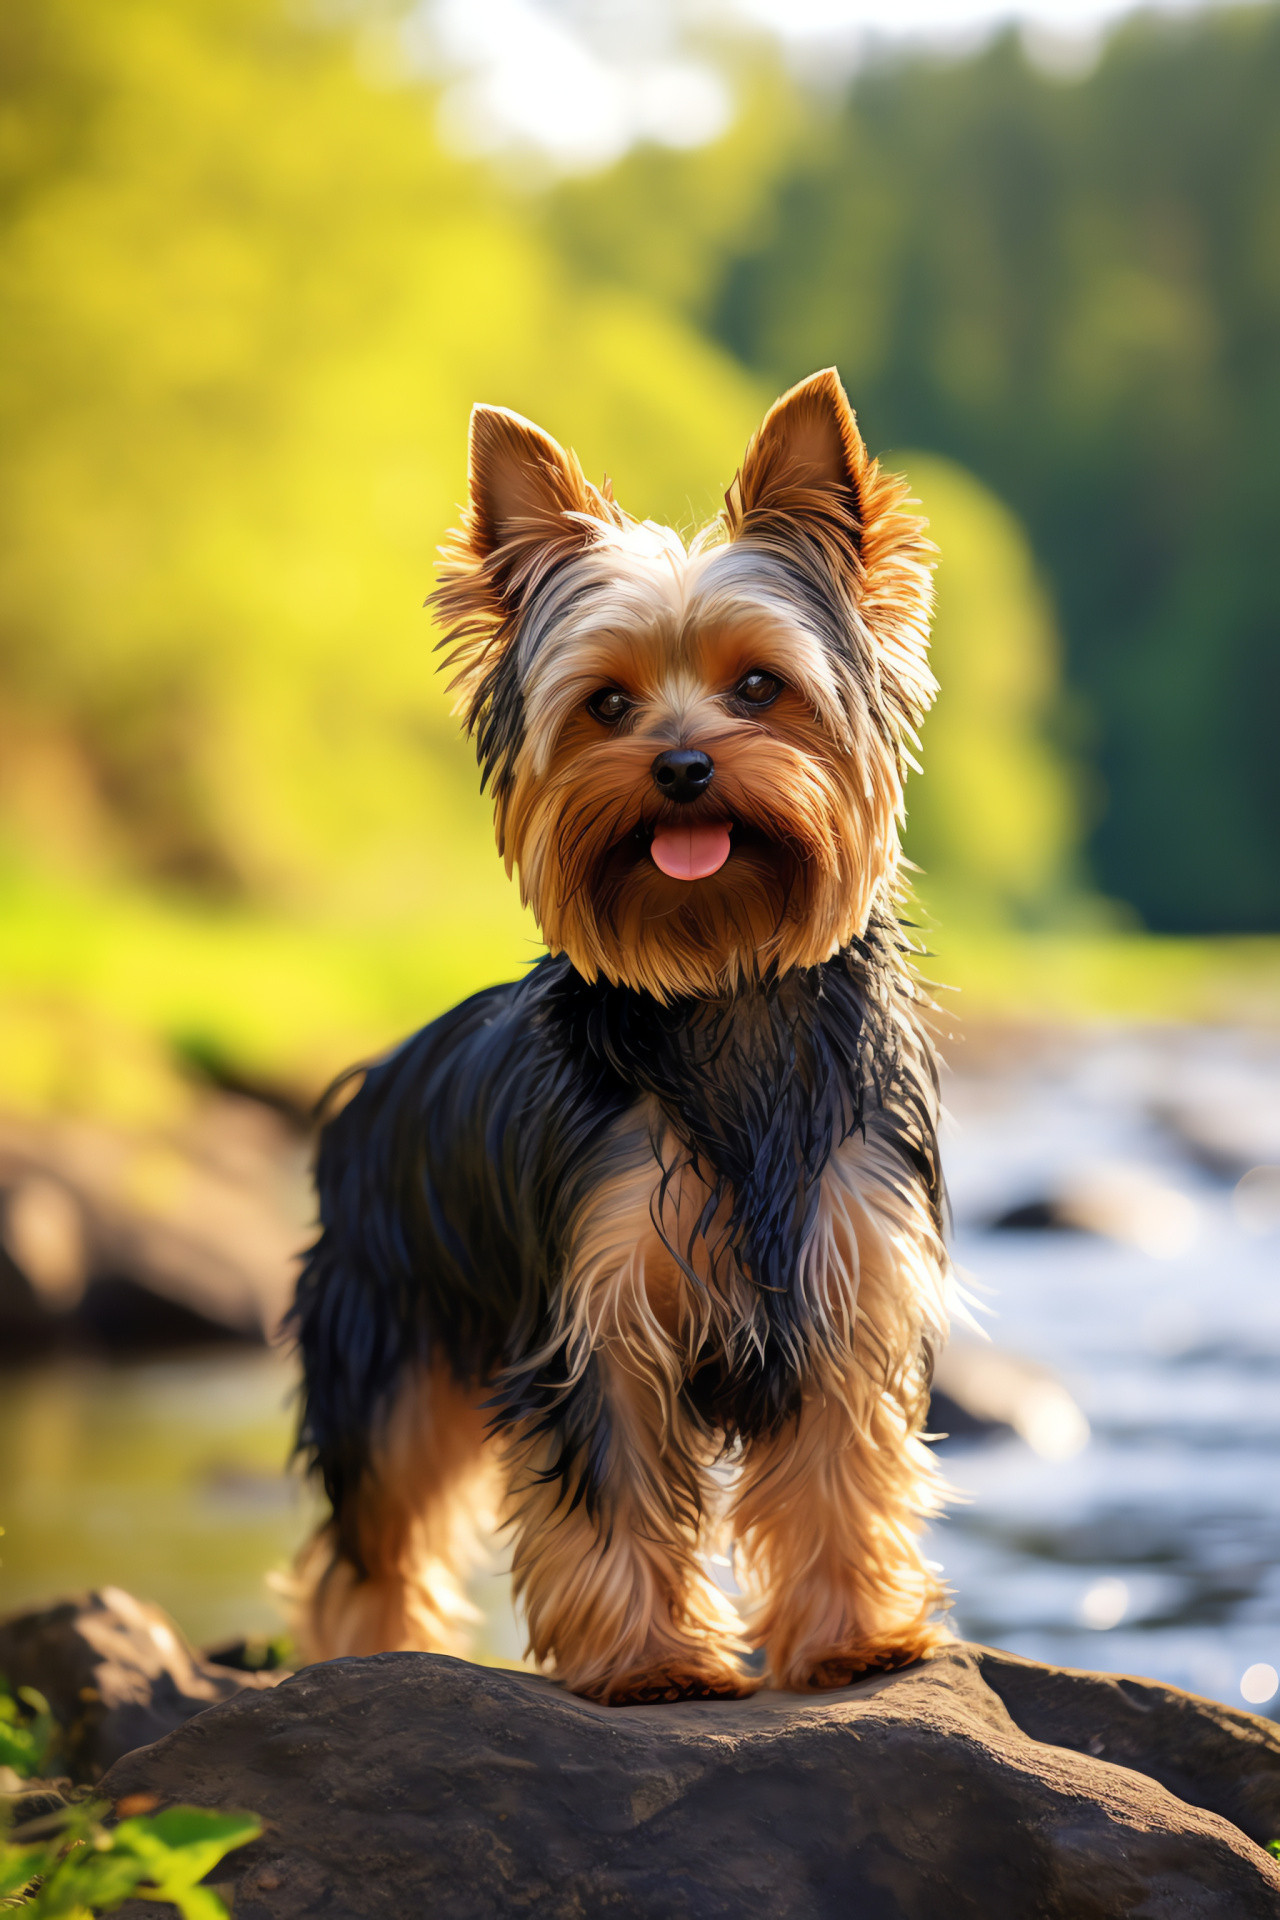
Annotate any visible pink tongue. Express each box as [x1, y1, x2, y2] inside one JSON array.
[[650, 821, 732, 881]]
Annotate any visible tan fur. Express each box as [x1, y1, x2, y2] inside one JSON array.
[[294, 1105, 951, 1699], [523, 1109, 951, 1697], [290, 1363, 498, 1663], [294, 372, 953, 1698], [732, 1129, 950, 1689], [724, 367, 936, 760], [498, 574, 902, 998], [501, 1110, 751, 1701], [504, 1363, 749, 1703], [431, 405, 625, 748]]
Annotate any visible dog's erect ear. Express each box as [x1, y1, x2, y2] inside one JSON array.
[[467, 404, 594, 560], [726, 367, 870, 551], [725, 368, 937, 738], [440, 404, 615, 628], [432, 405, 618, 793]]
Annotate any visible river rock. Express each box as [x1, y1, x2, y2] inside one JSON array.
[[0, 1588, 280, 1782], [100, 1640, 1280, 1918], [0, 1095, 310, 1351]]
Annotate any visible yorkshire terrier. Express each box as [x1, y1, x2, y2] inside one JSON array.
[[290, 368, 953, 1702]]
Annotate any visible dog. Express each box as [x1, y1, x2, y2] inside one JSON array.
[[289, 367, 953, 1703]]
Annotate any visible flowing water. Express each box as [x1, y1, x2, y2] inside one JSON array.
[[1, 1024, 1277, 1708], [933, 1022, 1280, 1713]]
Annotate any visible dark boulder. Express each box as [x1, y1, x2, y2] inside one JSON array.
[[99, 1640, 1280, 1918], [0, 1588, 281, 1782], [0, 1095, 309, 1353]]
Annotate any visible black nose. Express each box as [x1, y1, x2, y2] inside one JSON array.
[[652, 748, 714, 804]]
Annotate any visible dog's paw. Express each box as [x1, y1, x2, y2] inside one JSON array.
[[786, 1625, 946, 1691], [794, 1649, 914, 1690], [599, 1661, 761, 1706]]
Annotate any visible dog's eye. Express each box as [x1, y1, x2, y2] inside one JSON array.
[[587, 688, 632, 725], [736, 670, 782, 707]]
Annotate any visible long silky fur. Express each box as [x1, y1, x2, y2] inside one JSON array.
[[291, 368, 953, 1685], [292, 917, 943, 1532]]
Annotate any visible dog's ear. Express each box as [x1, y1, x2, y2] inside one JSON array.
[[467, 404, 595, 568], [725, 367, 870, 555], [432, 406, 615, 790], [727, 369, 937, 739], [434, 404, 605, 649]]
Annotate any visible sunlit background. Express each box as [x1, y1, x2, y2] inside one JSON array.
[[2, 0, 1279, 1712]]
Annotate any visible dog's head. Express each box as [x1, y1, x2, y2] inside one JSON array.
[[432, 369, 935, 999]]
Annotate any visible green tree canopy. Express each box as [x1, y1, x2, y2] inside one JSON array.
[[901, 454, 1084, 930], [0, 0, 764, 927]]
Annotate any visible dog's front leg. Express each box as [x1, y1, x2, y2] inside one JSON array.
[[504, 1345, 751, 1704], [732, 1364, 948, 1691], [732, 1140, 952, 1690]]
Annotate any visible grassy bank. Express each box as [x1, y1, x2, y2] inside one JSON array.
[[927, 927, 1280, 1032]]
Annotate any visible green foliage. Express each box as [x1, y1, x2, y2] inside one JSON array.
[[0, 864, 532, 1118], [0, 0, 763, 922], [899, 454, 1086, 929], [704, 5, 1280, 932], [0, 1682, 55, 1784], [0, 1799, 260, 1919]]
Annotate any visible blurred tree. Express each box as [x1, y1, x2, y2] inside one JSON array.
[[5, 0, 1229, 971], [0, 0, 764, 920], [698, 4, 1280, 932], [1, 0, 1275, 1110], [543, 51, 805, 328], [901, 454, 1086, 930]]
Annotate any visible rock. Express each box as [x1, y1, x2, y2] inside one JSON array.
[[0, 1588, 282, 1782], [990, 1166, 1198, 1259], [100, 1641, 1280, 1919], [0, 1093, 311, 1351], [930, 1339, 1090, 1460]]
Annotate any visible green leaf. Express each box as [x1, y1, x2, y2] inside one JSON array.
[[0, 1799, 259, 1917], [107, 1807, 261, 1917], [0, 1677, 56, 1777], [0, 1838, 56, 1901], [167, 1889, 237, 1920], [129, 1811, 261, 1853], [0, 1719, 42, 1775], [35, 1848, 149, 1913]]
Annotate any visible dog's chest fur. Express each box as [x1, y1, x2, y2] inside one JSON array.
[[517, 938, 945, 1437], [301, 934, 944, 1491], [562, 1098, 932, 1427]]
